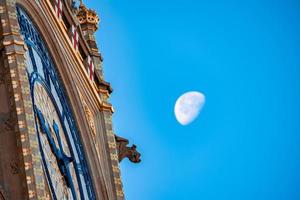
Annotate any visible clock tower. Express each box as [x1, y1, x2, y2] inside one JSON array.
[[0, 0, 140, 199]]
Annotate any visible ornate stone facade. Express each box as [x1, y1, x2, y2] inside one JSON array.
[[0, 0, 140, 199]]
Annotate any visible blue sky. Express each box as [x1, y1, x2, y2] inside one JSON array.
[[86, 1, 300, 199]]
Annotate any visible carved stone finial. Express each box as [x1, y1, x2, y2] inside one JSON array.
[[76, 1, 99, 31], [115, 135, 141, 163]]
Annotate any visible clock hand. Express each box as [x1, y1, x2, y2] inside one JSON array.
[[52, 120, 74, 164], [51, 121, 78, 199], [52, 120, 75, 190], [34, 107, 59, 200], [35, 107, 60, 155], [35, 108, 72, 180], [35, 107, 77, 198], [52, 121, 74, 164], [52, 121, 63, 149], [35, 106, 49, 134], [35, 107, 73, 162]]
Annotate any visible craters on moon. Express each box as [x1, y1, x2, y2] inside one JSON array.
[[174, 91, 205, 125]]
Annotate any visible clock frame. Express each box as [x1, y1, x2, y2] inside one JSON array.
[[17, 6, 96, 200]]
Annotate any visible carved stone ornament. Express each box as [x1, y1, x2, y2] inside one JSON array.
[[115, 135, 141, 163], [79, 93, 96, 137], [76, 1, 99, 31]]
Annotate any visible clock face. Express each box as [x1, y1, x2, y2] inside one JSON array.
[[17, 7, 95, 200], [33, 83, 79, 199]]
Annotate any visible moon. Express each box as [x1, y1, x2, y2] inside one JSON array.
[[174, 91, 205, 125]]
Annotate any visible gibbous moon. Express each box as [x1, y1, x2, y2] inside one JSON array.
[[174, 91, 205, 125]]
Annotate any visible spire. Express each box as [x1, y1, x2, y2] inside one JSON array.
[[76, 1, 99, 32]]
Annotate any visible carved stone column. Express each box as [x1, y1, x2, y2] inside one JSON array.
[[77, 2, 125, 199], [0, 0, 48, 199]]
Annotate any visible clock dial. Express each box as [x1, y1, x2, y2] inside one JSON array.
[[33, 83, 79, 199], [17, 7, 96, 200]]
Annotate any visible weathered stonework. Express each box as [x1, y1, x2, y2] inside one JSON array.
[[0, 0, 139, 199], [102, 111, 125, 199], [0, 0, 48, 199]]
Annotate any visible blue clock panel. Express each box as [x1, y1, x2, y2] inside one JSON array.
[[17, 6, 96, 200]]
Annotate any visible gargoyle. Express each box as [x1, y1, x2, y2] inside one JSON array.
[[115, 135, 141, 163]]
